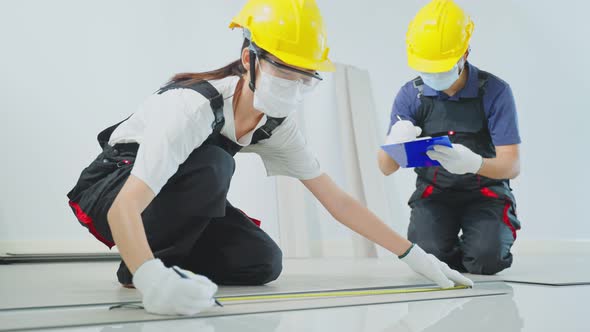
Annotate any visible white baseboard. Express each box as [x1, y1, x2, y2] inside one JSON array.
[[511, 239, 590, 255]]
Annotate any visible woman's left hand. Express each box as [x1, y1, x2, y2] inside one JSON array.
[[400, 244, 474, 288], [426, 144, 483, 175]]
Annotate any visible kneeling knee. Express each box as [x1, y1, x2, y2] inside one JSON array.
[[249, 248, 283, 285], [463, 248, 512, 275], [217, 246, 283, 286]]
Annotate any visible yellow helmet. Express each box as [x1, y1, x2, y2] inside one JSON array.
[[406, 0, 474, 73], [229, 0, 335, 72]]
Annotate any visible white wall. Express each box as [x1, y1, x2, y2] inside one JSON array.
[[1, 0, 588, 249], [0, 0, 272, 246]]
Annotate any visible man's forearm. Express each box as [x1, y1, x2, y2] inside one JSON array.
[[478, 156, 520, 179]]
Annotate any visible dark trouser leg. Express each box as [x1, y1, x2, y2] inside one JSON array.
[[180, 203, 283, 286], [113, 145, 236, 284], [460, 197, 517, 275], [408, 197, 464, 272]]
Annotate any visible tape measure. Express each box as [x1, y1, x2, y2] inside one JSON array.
[[108, 285, 470, 310], [216, 285, 469, 303]]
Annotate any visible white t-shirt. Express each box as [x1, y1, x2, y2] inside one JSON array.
[[108, 76, 321, 195]]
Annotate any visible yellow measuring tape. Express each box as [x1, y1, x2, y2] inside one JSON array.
[[217, 285, 468, 303]]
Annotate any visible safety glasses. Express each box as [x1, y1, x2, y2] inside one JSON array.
[[261, 54, 322, 80], [248, 42, 323, 93], [260, 57, 321, 92], [258, 57, 320, 94]]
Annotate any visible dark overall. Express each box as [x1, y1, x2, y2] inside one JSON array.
[[67, 80, 285, 286], [407, 71, 521, 275]]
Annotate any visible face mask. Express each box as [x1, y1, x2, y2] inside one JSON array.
[[253, 71, 305, 118], [419, 58, 465, 91]]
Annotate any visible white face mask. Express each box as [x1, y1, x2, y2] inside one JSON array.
[[253, 71, 306, 118], [419, 58, 466, 91], [252, 56, 319, 118]]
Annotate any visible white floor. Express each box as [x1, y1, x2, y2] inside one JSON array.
[[2, 255, 588, 332], [34, 283, 585, 332]]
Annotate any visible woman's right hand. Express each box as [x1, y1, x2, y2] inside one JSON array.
[[133, 259, 218, 316], [399, 244, 474, 288]]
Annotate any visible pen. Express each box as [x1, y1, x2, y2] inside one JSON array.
[[172, 266, 223, 307], [396, 115, 403, 121]]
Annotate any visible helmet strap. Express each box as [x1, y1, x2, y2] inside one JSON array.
[[243, 29, 257, 92], [249, 48, 257, 92]]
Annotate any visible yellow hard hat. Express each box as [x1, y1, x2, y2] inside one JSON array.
[[229, 0, 335, 72], [406, 0, 474, 73]]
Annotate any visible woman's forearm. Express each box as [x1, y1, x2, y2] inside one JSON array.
[[106, 175, 157, 274], [303, 174, 412, 256], [332, 192, 412, 256], [107, 201, 154, 274]]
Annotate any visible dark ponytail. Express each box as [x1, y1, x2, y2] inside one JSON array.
[[170, 39, 250, 86]]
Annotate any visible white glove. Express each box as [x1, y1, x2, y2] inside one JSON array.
[[133, 259, 218, 316], [426, 144, 483, 175], [400, 244, 474, 288], [386, 120, 423, 144]]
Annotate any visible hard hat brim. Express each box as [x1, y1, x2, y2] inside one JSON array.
[[408, 54, 463, 74], [228, 21, 241, 30], [272, 49, 336, 73]]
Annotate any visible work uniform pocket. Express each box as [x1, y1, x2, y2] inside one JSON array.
[[67, 149, 135, 201], [479, 186, 521, 239], [408, 182, 442, 207]]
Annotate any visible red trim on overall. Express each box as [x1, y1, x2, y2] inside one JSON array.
[[503, 201, 517, 240], [421, 168, 439, 199], [479, 187, 517, 240], [68, 200, 115, 248], [480, 187, 499, 198], [238, 209, 261, 227]]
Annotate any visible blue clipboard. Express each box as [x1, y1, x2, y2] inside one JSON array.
[[381, 136, 453, 168]]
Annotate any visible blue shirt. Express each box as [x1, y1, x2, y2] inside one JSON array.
[[388, 63, 521, 146]]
